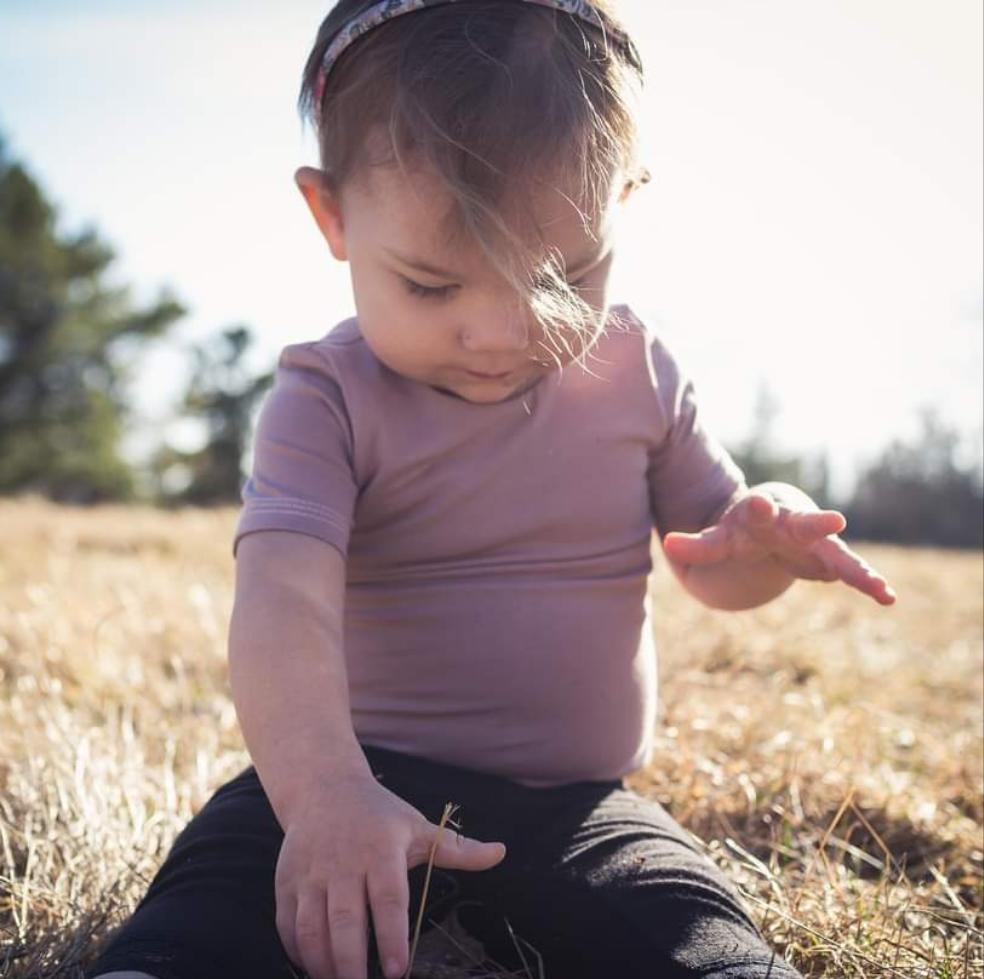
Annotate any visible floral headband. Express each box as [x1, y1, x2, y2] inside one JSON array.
[[314, 0, 638, 107]]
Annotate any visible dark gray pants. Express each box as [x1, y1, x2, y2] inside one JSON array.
[[90, 745, 802, 979]]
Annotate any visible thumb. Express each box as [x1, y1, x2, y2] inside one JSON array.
[[426, 827, 507, 871]]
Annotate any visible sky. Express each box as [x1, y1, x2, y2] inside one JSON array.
[[1, 0, 981, 496]]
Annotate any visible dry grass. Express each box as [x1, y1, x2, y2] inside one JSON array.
[[0, 497, 980, 978]]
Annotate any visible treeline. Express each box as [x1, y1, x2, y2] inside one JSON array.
[[0, 135, 272, 507], [1, 139, 981, 547], [730, 389, 983, 549]]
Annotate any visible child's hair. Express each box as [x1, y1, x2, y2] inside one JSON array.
[[298, 0, 649, 364]]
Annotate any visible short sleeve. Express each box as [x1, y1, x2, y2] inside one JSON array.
[[646, 335, 747, 535], [233, 344, 358, 558]]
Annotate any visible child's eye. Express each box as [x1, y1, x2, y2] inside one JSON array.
[[402, 277, 457, 301]]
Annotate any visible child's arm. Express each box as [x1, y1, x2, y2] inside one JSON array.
[[230, 531, 371, 813], [660, 481, 897, 611], [229, 531, 505, 979]]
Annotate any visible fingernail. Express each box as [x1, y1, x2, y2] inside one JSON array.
[[386, 957, 402, 979]]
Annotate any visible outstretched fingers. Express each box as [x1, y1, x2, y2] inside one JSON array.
[[814, 536, 897, 605], [743, 494, 845, 546], [662, 493, 897, 606], [781, 508, 847, 542]]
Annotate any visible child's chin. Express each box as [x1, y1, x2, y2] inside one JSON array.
[[427, 365, 546, 403], [427, 380, 517, 404]]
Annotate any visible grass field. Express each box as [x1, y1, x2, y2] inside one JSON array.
[[0, 499, 981, 978]]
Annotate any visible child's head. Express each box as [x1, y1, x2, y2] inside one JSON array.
[[295, 0, 649, 403]]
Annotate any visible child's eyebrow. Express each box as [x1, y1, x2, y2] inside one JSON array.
[[383, 247, 458, 279], [382, 244, 606, 281]]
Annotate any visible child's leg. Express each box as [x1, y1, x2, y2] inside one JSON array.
[[362, 748, 802, 979], [456, 781, 804, 979], [87, 758, 458, 979], [89, 747, 801, 978], [86, 766, 299, 979]]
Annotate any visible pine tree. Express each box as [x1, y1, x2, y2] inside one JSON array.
[[0, 135, 185, 500]]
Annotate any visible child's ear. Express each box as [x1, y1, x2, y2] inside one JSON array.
[[295, 166, 347, 261]]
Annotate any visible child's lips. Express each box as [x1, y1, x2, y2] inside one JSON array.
[[465, 369, 515, 381]]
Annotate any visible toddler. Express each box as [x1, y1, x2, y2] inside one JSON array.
[[90, 1, 895, 977]]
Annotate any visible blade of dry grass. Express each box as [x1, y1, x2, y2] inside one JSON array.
[[406, 802, 460, 979]]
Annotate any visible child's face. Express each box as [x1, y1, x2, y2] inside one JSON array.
[[296, 155, 632, 403]]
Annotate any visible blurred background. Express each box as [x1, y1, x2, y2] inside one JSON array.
[[1, 0, 981, 545]]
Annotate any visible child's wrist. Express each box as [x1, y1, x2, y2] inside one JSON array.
[[262, 742, 373, 825]]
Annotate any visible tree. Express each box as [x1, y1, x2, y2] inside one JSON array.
[[0, 135, 184, 501], [844, 409, 983, 548], [152, 325, 273, 504]]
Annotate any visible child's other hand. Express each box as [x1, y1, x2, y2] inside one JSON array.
[[662, 490, 897, 606], [274, 771, 506, 979]]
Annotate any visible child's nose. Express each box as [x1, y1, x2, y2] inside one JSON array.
[[460, 309, 531, 353]]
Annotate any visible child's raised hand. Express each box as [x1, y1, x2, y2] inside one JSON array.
[[662, 490, 896, 606], [274, 771, 506, 979]]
